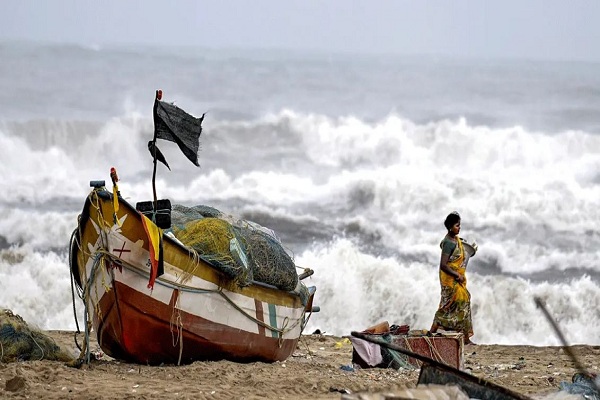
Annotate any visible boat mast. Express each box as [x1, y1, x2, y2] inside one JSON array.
[[151, 89, 162, 217]]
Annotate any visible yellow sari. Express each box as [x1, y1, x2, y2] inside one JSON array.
[[432, 237, 473, 338]]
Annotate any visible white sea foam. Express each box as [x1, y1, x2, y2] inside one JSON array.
[[0, 209, 78, 249], [299, 239, 600, 345], [0, 245, 81, 330]]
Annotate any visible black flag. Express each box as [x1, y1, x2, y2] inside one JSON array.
[[147, 141, 171, 170], [153, 99, 204, 166]]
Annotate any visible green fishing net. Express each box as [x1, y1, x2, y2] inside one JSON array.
[[0, 309, 73, 363], [170, 205, 300, 293]]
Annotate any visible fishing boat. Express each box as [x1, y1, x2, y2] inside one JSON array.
[[68, 90, 316, 365]]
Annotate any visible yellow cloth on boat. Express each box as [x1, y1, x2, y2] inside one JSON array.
[[141, 214, 162, 289], [433, 237, 473, 338], [112, 184, 119, 213], [112, 184, 121, 226]]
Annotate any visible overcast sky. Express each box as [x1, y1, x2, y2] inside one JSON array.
[[2, 0, 599, 62]]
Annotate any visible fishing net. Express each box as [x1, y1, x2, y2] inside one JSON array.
[[296, 282, 310, 306], [380, 334, 415, 370], [237, 227, 297, 291], [171, 204, 222, 226], [0, 309, 73, 363], [169, 204, 299, 292], [172, 217, 252, 285]]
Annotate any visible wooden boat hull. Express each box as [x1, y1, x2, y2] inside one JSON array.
[[72, 188, 314, 364]]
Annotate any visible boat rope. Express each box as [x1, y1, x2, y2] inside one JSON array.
[[69, 227, 83, 352], [215, 287, 303, 336], [28, 331, 45, 361], [399, 335, 451, 366], [69, 194, 103, 359], [177, 247, 205, 285], [79, 252, 104, 364], [301, 308, 314, 332], [397, 337, 418, 367], [422, 336, 450, 365], [278, 317, 290, 347], [169, 294, 184, 366]]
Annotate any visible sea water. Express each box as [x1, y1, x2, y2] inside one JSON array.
[[0, 42, 598, 345]]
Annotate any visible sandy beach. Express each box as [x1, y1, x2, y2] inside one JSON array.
[[0, 330, 598, 399]]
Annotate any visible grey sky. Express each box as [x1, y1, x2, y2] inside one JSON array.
[[2, 0, 599, 62]]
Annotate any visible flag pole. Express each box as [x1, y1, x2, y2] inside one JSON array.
[[151, 89, 162, 218]]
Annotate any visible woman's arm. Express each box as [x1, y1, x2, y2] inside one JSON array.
[[439, 253, 465, 283]]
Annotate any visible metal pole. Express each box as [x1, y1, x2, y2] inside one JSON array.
[[534, 296, 599, 394]]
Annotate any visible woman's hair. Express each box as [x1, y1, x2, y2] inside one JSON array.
[[444, 211, 461, 230]]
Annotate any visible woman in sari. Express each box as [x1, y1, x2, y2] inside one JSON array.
[[429, 212, 476, 345]]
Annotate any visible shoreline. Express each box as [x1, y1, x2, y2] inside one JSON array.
[[1, 331, 598, 399]]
